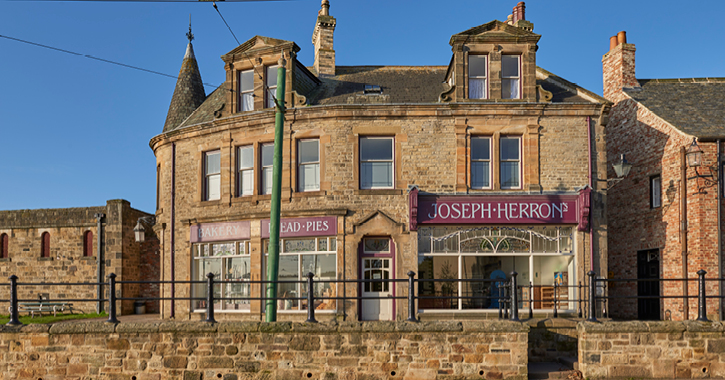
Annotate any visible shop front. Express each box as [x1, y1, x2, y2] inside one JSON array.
[[410, 190, 588, 314]]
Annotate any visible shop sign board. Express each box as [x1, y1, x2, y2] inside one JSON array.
[[262, 216, 337, 238], [190, 221, 251, 243], [416, 195, 579, 225]]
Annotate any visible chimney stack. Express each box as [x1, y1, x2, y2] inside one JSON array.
[[603, 31, 639, 101], [312, 0, 336, 77], [512, 2, 525, 23]]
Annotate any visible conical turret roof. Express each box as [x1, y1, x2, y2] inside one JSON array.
[[163, 42, 206, 132]]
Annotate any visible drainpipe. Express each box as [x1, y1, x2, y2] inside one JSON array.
[[171, 142, 176, 319], [718, 139, 722, 320], [586, 117, 595, 273], [94, 212, 105, 313], [681, 146, 689, 319]]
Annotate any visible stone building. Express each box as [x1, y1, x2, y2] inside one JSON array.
[[0, 199, 159, 315], [152, 1, 611, 321], [604, 31, 725, 320]]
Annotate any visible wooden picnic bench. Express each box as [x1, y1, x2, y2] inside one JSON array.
[[13, 301, 74, 318]]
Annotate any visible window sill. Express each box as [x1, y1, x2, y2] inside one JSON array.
[[199, 199, 222, 207], [292, 190, 327, 198], [0, 258, 10, 262], [80, 256, 97, 261], [38, 257, 54, 262], [356, 189, 403, 196]]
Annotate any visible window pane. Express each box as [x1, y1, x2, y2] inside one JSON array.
[[652, 176, 661, 208], [239, 146, 253, 169], [500, 162, 520, 188], [242, 93, 254, 112], [500, 138, 520, 160], [206, 152, 220, 174], [278, 256, 299, 310], [469, 78, 486, 99], [360, 137, 393, 160], [417, 256, 458, 310], [502, 55, 519, 78], [302, 254, 336, 278], [284, 238, 316, 253], [471, 137, 490, 160], [469, 55, 487, 77], [471, 162, 490, 188], [299, 140, 319, 164], [207, 174, 220, 200], [266, 66, 278, 88], [240, 170, 253, 196], [262, 144, 274, 166], [299, 163, 320, 192], [262, 167, 273, 194], [361, 162, 392, 188], [241, 70, 254, 91], [502, 78, 520, 99]]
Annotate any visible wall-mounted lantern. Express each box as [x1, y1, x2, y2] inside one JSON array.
[[134, 216, 156, 243]]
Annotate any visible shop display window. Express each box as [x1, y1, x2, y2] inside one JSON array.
[[192, 241, 251, 312]]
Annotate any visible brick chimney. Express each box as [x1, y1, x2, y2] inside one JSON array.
[[603, 31, 639, 101], [509, 2, 534, 31], [312, 0, 336, 77]]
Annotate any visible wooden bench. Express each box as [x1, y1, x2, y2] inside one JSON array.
[[15, 302, 74, 318]]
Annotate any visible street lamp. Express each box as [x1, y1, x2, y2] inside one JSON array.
[[606, 154, 633, 188], [134, 216, 156, 243]]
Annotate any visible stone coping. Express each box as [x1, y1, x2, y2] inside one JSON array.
[[577, 320, 725, 333], [0, 320, 529, 335]]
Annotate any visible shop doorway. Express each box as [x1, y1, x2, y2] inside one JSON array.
[[637, 249, 660, 320], [360, 238, 394, 321]]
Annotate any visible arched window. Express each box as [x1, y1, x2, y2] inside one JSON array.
[[41, 232, 50, 258], [0, 233, 8, 259], [83, 231, 93, 257]]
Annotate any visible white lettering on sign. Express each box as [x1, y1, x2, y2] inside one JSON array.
[[427, 202, 569, 221], [198, 225, 241, 239]]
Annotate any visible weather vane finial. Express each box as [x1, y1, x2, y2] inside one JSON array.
[[186, 14, 194, 43]]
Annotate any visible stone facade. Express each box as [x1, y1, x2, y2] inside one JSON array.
[[578, 321, 725, 379], [153, 2, 610, 322], [0, 320, 528, 380], [604, 32, 725, 320], [0, 200, 159, 315]]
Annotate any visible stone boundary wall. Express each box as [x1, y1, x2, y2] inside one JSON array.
[[578, 321, 725, 379], [0, 320, 528, 380]]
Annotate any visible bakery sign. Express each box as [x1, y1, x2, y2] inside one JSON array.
[[190, 221, 251, 243], [414, 194, 580, 225]]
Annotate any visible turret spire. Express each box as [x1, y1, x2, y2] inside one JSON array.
[[163, 23, 206, 133]]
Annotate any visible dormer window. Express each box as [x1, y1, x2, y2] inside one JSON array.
[[265, 66, 278, 108], [468, 55, 487, 99], [240, 70, 254, 111], [501, 55, 520, 99], [364, 85, 382, 95]]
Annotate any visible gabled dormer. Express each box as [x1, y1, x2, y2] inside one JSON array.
[[442, 2, 540, 102], [221, 35, 320, 118]]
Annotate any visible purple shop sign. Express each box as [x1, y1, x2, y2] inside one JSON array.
[[416, 195, 580, 225], [190, 221, 250, 243], [262, 216, 337, 238]]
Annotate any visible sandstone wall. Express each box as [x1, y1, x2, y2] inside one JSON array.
[[0, 320, 528, 380], [578, 321, 725, 379]]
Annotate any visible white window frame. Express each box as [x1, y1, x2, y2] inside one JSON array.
[[499, 136, 521, 189], [359, 136, 394, 190], [239, 70, 254, 112], [263, 237, 338, 313], [468, 54, 488, 99], [651, 175, 662, 208], [192, 241, 251, 313], [298, 139, 320, 192], [204, 150, 221, 201], [501, 55, 521, 99], [237, 145, 254, 197], [261, 143, 274, 195], [470, 136, 492, 189], [266, 65, 278, 109]]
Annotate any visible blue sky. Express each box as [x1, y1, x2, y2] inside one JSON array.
[[1, 0, 724, 212]]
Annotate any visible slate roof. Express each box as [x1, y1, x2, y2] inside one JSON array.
[[163, 43, 206, 133], [167, 65, 599, 131], [311, 66, 448, 105], [624, 78, 725, 139]]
